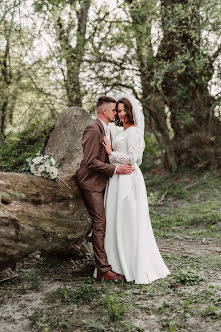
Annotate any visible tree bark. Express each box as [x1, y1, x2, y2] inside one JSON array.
[[0, 5, 17, 139], [0, 106, 92, 270], [56, 0, 91, 107], [0, 37, 11, 138]]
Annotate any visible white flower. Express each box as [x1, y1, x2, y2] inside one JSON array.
[[33, 169, 41, 176], [43, 161, 50, 168], [50, 166, 58, 173], [30, 164, 36, 174], [50, 157, 55, 165], [38, 165, 45, 172], [45, 166, 51, 173], [32, 156, 43, 164], [49, 166, 58, 179]]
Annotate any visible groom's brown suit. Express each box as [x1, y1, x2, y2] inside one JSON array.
[[76, 118, 115, 273]]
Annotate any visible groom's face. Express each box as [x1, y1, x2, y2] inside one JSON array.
[[104, 102, 117, 122]]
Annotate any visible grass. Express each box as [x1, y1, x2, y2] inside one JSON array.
[[172, 269, 204, 285], [1, 254, 221, 331], [104, 293, 128, 322], [146, 170, 221, 241], [46, 282, 101, 305], [0, 169, 221, 331]]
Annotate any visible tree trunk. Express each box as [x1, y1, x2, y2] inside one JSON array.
[[56, 0, 91, 107], [158, 0, 221, 168], [127, 0, 178, 171], [0, 106, 92, 271], [0, 36, 11, 138], [0, 100, 8, 138]]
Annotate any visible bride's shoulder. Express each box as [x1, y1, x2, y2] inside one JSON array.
[[127, 126, 140, 139], [127, 125, 137, 133]]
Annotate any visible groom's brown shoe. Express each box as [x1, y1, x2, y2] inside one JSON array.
[[97, 270, 124, 281], [114, 272, 126, 281]]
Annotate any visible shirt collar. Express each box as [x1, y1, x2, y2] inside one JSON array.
[[97, 117, 109, 131]]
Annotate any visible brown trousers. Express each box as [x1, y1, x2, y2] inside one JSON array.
[[81, 190, 112, 274]]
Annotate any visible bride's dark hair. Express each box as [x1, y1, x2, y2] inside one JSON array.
[[115, 98, 134, 127]]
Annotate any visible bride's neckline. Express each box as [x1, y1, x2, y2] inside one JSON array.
[[123, 125, 136, 132]]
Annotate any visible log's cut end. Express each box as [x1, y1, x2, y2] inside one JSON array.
[[0, 107, 93, 270]]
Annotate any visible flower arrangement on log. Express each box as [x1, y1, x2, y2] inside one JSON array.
[[24, 152, 71, 189]]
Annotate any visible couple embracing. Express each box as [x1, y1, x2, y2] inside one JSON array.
[[76, 95, 170, 284]]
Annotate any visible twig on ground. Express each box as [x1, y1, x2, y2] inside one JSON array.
[[70, 258, 77, 268], [0, 274, 20, 284], [72, 243, 81, 251], [184, 182, 199, 189], [157, 190, 168, 205]]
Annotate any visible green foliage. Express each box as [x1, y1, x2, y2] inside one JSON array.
[[188, 213, 221, 226], [71, 283, 98, 302], [34, 0, 70, 11], [147, 170, 221, 241], [48, 282, 99, 304], [166, 183, 189, 199], [28, 308, 44, 325], [144, 133, 158, 156], [141, 134, 161, 172], [150, 213, 185, 230], [0, 123, 51, 172], [173, 269, 203, 285], [104, 293, 127, 322], [1, 0, 221, 172], [202, 305, 221, 320]]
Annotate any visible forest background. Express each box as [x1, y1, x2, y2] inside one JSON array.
[[0, 1, 221, 331], [0, 0, 220, 172]]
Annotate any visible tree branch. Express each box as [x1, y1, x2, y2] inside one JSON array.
[[209, 43, 221, 66]]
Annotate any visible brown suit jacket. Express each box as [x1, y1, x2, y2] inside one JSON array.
[[76, 118, 115, 192]]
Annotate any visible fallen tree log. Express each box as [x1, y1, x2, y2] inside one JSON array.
[[0, 106, 92, 270]]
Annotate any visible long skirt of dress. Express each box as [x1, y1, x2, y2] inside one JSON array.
[[104, 164, 170, 284]]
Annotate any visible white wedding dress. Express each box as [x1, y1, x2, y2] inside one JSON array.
[[104, 125, 170, 284]]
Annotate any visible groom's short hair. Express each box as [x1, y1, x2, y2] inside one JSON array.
[[96, 96, 116, 113]]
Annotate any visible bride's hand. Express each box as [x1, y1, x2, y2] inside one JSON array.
[[102, 136, 112, 155]]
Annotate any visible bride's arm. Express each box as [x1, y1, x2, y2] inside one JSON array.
[[109, 128, 139, 166]]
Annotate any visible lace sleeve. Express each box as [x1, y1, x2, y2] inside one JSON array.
[[109, 128, 139, 166]]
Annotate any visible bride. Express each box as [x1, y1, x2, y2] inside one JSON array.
[[102, 95, 170, 284]]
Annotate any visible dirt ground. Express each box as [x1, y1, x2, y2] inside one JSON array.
[[0, 170, 221, 331], [0, 236, 220, 332]]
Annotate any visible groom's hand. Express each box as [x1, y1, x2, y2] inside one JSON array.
[[116, 164, 134, 174]]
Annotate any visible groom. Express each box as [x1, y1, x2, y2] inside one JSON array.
[[76, 96, 134, 281]]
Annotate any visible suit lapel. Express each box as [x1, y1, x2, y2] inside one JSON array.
[[95, 118, 109, 161], [96, 118, 105, 138]]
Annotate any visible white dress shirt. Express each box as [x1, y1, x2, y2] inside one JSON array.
[[97, 118, 111, 144]]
